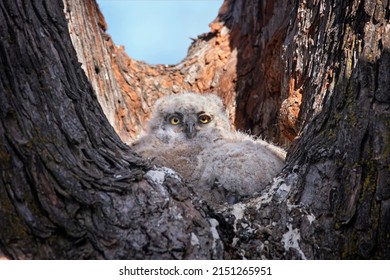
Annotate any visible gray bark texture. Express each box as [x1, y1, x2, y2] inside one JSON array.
[[0, 0, 389, 259], [0, 0, 218, 259]]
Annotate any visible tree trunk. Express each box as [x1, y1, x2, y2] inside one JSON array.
[[1, 0, 389, 259], [0, 0, 218, 259]]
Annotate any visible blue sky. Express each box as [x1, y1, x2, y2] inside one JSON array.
[[96, 0, 223, 65]]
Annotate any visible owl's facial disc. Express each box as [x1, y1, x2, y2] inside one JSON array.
[[166, 112, 213, 139], [185, 113, 213, 139]]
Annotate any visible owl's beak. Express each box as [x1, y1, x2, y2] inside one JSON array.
[[186, 122, 196, 139]]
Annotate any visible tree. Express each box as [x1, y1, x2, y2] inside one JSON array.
[[0, 0, 218, 259], [0, 0, 389, 259]]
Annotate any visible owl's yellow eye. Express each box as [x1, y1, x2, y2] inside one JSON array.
[[169, 116, 181, 125], [199, 114, 212, 124]]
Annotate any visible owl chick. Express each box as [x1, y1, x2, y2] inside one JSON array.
[[132, 92, 286, 204]]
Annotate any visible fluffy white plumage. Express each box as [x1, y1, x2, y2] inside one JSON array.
[[132, 92, 286, 204]]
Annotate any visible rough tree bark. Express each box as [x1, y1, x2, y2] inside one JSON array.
[[0, 0, 219, 259], [0, 0, 389, 259]]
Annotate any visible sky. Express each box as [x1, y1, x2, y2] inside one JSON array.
[[96, 0, 223, 65]]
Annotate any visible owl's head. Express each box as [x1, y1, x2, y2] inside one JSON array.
[[148, 92, 231, 141]]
